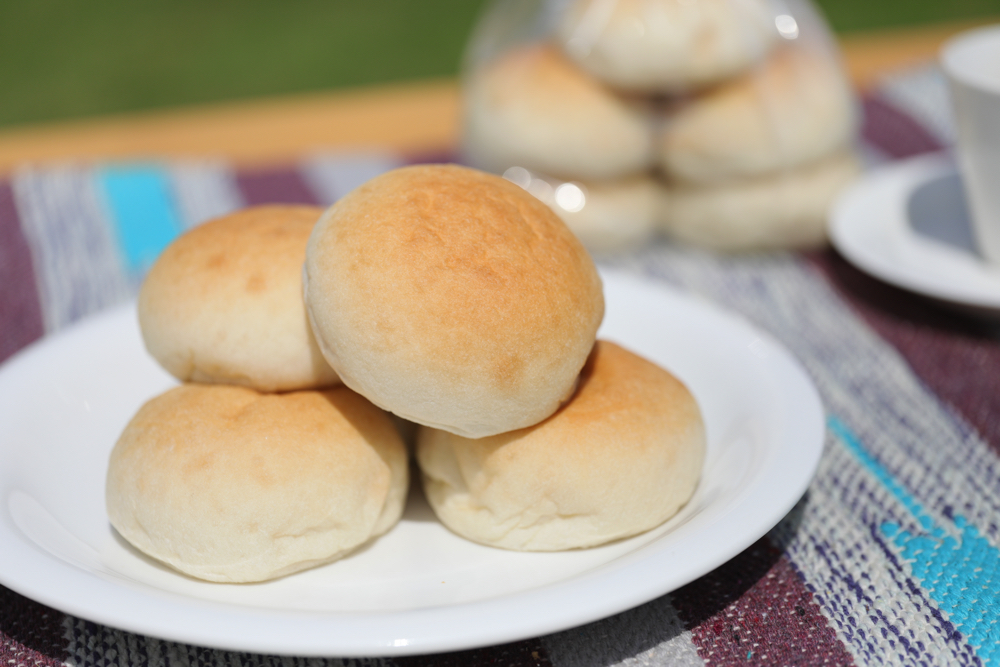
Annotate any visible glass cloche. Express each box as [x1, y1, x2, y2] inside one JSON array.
[[459, 0, 861, 251]]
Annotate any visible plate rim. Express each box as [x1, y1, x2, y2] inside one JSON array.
[[0, 269, 824, 657], [828, 151, 1000, 311]]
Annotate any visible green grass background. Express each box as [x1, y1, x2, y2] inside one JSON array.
[[1, 0, 998, 129]]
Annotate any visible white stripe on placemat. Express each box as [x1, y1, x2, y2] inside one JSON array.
[[11, 166, 133, 333], [614, 249, 1000, 538], [604, 248, 1000, 666], [301, 152, 405, 206], [167, 160, 245, 230]]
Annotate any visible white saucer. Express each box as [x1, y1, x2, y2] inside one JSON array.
[[829, 153, 1000, 314]]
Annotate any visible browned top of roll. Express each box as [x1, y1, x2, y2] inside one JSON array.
[[304, 164, 605, 439], [138, 205, 339, 392]]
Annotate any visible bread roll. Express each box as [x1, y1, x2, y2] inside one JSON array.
[[504, 167, 662, 251], [106, 384, 407, 583], [138, 206, 338, 392], [556, 0, 777, 92], [549, 176, 663, 251], [462, 43, 654, 181], [304, 164, 605, 439], [660, 150, 861, 250], [416, 341, 705, 551], [658, 45, 857, 184]]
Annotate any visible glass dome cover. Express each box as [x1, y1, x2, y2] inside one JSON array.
[[460, 0, 861, 251]]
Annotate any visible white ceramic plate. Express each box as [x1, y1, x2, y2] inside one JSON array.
[[829, 152, 1000, 313], [0, 270, 823, 657]]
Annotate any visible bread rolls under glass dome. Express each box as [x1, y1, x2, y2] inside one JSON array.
[[460, 0, 860, 252]]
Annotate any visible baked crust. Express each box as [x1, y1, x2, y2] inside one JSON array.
[[106, 384, 407, 582], [462, 44, 654, 180], [416, 341, 705, 550], [138, 205, 339, 392], [304, 164, 605, 438]]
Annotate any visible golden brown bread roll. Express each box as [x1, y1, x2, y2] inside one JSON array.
[[138, 206, 339, 392], [304, 164, 605, 439], [462, 43, 655, 181], [416, 341, 705, 551], [106, 384, 408, 583]]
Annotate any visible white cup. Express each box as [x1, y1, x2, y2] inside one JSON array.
[[941, 25, 1000, 264]]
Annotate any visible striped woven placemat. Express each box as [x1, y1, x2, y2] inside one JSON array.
[[2, 68, 998, 667]]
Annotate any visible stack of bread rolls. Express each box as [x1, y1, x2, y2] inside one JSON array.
[[107, 165, 705, 582], [461, 0, 861, 251], [107, 205, 409, 583]]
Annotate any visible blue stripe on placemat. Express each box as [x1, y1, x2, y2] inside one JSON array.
[[830, 415, 1000, 664], [98, 165, 183, 276], [614, 246, 997, 664]]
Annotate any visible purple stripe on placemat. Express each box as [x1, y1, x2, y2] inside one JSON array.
[[404, 151, 461, 166], [810, 249, 1000, 457], [393, 638, 552, 667], [672, 537, 855, 666], [234, 166, 320, 206], [0, 585, 68, 666], [0, 181, 44, 364], [862, 95, 945, 160]]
